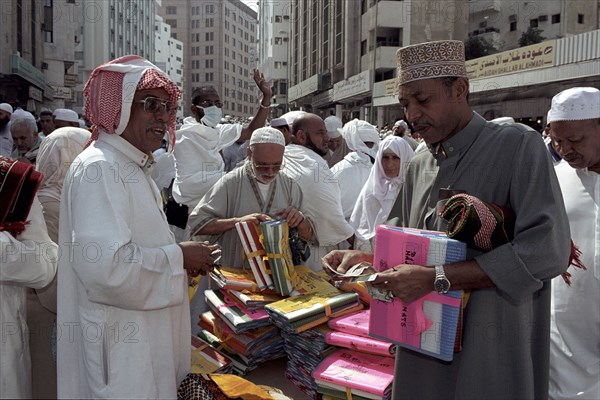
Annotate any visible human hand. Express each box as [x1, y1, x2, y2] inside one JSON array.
[[179, 242, 221, 277], [321, 250, 374, 276], [370, 264, 435, 303], [274, 206, 305, 228], [253, 69, 272, 98], [238, 213, 272, 225]]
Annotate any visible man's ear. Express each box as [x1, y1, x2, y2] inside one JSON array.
[[191, 104, 203, 122], [454, 78, 470, 101], [246, 146, 252, 158], [295, 129, 306, 144]]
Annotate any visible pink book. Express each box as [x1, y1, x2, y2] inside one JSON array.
[[369, 225, 466, 362], [313, 349, 394, 397], [328, 309, 371, 337], [325, 331, 395, 357]]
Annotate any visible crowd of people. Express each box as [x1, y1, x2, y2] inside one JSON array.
[[0, 40, 598, 400]]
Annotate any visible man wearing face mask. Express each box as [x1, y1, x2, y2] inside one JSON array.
[[188, 127, 312, 268], [172, 69, 272, 211]]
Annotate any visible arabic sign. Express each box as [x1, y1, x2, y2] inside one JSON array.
[[384, 77, 400, 96], [466, 40, 556, 80], [333, 70, 371, 101], [288, 74, 321, 102]]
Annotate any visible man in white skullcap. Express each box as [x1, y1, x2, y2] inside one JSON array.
[[392, 119, 419, 150], [10, 109, 42, 165], [323, 40, 570, 400], [331, 119, 381, 220], [189, 127, 312, 268], [0, 103, 13, 157], [52, 108, 80, 129], [57, 55, 218, 399], [270, 117, 292, 144], [323, 115, 351, 167], [547, 87, 600, 400]]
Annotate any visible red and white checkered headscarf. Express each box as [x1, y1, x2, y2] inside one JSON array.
[[83, 55, 181, 150]]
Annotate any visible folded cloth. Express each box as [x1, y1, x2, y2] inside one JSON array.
[[440, 193, 585, 285], [0, 156, 43, 237]]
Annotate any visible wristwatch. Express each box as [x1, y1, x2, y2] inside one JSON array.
[[434, 265, 451, 294]]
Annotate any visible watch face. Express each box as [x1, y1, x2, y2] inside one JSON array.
[[435, 278, 450, 294]]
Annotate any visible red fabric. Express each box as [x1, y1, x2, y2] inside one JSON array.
[[0, 156, 42, 237]]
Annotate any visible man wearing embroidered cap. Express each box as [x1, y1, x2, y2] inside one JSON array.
[[548, 87, 600, 400], [189, 127, 312, 270], [57, 55, 219, 399], [323, 40, 571, 399]]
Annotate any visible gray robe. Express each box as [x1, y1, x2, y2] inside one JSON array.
[[388, 113, 571, 400], [188, 161, 305, 269]]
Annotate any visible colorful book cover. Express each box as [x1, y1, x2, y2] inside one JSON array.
[[328, 309, 372, 338], [325, 331, 395, 358], [190, 335, 232, 374], [210, 265, 261, 292], [227, 289, 284, 310], [242, 221, 274, 289], [313, 349, 394, 398], [260, 219, 297, 296], [204, 289, 271, 334], [235, 221, 272, 290], [369, 225, 466, 362]]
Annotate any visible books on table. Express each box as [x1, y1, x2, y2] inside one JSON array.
[[369, 225, 466, 362]]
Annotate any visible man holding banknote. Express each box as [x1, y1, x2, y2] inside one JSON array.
[[322, 40, 571, 399]]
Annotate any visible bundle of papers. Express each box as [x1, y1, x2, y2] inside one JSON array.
[[190, 335, 233, 374], [313, 349, 394, 400], [227, 289, 284, 310], [265, 286, 363, 334], [205, 289, 272, 334], [235, 221, 273, 290], [370, 225, 466, 362], [260, 219, 297, 296]]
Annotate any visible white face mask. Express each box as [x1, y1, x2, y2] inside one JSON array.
[[200, 106, 222, 128]]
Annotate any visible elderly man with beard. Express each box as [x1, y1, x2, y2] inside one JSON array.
[[188, 127, 312, 268], [10, 110, 42, 165], [56, 55, 218, 399], [283, 113, 354, 270], [0, 103, 13, 157]]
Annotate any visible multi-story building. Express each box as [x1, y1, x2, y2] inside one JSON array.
[[155, 14, 184, 120], [287, 0, 467, 127], [257, 0, 291, 117], [71, 0, 158, 114], [157, 0, 259, 119], [468, 0, 600, 52], [0, 0, 47, 111]]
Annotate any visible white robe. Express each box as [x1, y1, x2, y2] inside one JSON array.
[[57, 133, 190, 399], [1, 198, 57, 399], [330, 152, 373, 220], [172, 117, 242, 210], [549, 162, 600, 400], [282, 144, 354, 270]]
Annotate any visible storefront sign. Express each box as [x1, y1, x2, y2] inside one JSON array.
[[64, 74, 77, 87], [312, 89, 333, 108], [28, 86, 43, 102], [333, 70, 371, 101], [11, 54, 45, 89], [384, 77, 400, 96], [51, 85, 73, 100], [466, 40, 556, 80], [288, 74, 321, 102]]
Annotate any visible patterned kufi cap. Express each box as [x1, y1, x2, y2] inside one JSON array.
[[249, 127, 286, 147], [547, 87, 600, 123], [396, 40, 467, 86]]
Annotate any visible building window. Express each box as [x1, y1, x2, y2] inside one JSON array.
[[165, 19, 177, 28], [225, 21, 229, 30], [205, 59, 214, 68], [274, 37, 283, 45], [205, 4, 215, 14], [274, 16, 282, 22], [360, 40, 367, 56], [205, 45, 214, 55], [577, 14, 584, 24], [552, 14, 560, 24], [166, 6, 176, 14], [43, 30, 53, 43], [530, 19, 538, 28], [225, 48, 229, 56], [510, 21, 517, 31], [205, 72, 214, 81], [225, 35, 229, 43], [206, 18, 214, 27], [205, 32, 214, 41]]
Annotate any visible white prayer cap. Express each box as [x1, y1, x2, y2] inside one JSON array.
[[324, 115, 343, 138], [393, 120, 408, 130], [53, 108, 80, 123], [281, 110, 306, 127], [10, 109, 36, 122], [249, 127, 286, 147], [548, 87, 600, 123], [270, 117, 288, 128], [0, 103, 13, 115]]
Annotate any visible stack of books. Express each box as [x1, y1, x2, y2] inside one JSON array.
[[313, 349, 394, 400], [204, 289, 273, 334], [369, 225, 466, 362], [190, 335, 233, 374]]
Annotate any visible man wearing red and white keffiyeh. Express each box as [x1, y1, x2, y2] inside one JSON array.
[[57, 56, 220, 399]]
